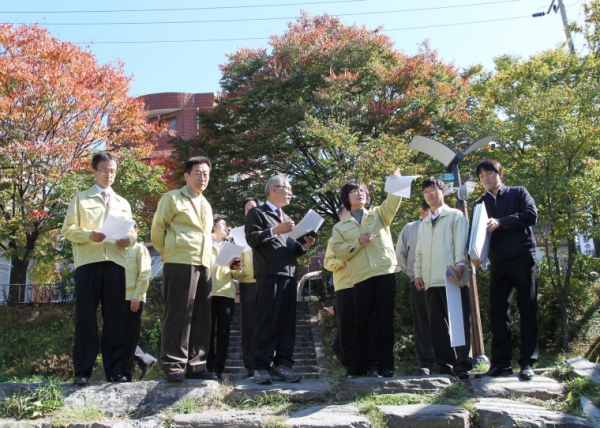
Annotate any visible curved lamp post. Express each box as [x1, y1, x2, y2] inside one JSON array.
[[409, 135, 495, 366]]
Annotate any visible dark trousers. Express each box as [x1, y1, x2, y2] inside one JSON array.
[[73, 261, 126, 380], [333, 288, 378, 373], [207, 296, 235, 375], [489, 252, 539, 368], [253, 275, 297, 370], [161, 263, 212, 375], [239, 282, 257, 373], [350, 273, 396, 375], [409, 281, 435, 369], [426, 286, 473, 374], [122, 300, 145, 380]]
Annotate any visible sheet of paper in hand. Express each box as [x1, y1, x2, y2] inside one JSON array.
[[100, 215, 135, 241], [445, 265, 465, 348], [214, 242, 245, 267], [289, 209, 324, 244], [384, 175, 421, 198]]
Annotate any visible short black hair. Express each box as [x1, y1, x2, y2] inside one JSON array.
[[212, 214, 228, 231], [242, 197, 261, 213], [421, 177, 444, 191], [476, 159, 503, 177], [185, 157, 212, 174], [92, 151, 118, 170], [340, 179, 370, 211], [421, 200, 430, 211]]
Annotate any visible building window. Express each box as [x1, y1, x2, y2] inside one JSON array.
[[166, 117, 177, 131]]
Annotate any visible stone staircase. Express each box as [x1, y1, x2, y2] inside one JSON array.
[[223, 301, 322, 381]]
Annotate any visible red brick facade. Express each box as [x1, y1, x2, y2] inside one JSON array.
[[141, 92, 214, 152]]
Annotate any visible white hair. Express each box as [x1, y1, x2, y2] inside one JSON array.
[[265, 174, 289, 196]]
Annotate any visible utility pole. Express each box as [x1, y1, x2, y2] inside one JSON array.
[[533, 0, 575, 54], [557, 0, 576, 54]]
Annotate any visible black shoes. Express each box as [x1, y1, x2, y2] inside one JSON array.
[[475, 366, 513, 379], [520, 365, 534, 381], [366, 369, 379, 378], [418, 367, 431, 376], [73, 375, 88, 386], [166, 371, 185, 382], [139, 359, 156, 381], [271, 365, 302, 382], [253, 369, 272, 384], [454, 371, 470, 380], [108, 374, 128, 382], [380, 370, 394, 378], [185, 369, 218, 380]]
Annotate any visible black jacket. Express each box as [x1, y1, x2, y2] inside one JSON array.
[[245, 203, 307, 278], [472, 184, 537, 264]]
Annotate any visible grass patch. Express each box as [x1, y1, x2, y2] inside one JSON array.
[[236, 393, 291, 411], [0, 381, 63, 420], [358, 401, 389, 428], [52, 404, 108, 427], [433, 380, 472, 406], [564, 376, 600, 415]]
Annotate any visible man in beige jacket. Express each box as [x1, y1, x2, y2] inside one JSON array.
[[414, 177, 472, 380], [151, 157, 216, 382], [62, 151, 136, 385]]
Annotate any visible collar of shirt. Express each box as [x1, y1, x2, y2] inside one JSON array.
[[266, 200, 280, 214], [95, 184, 112, 196], [486, 183, 507, 200], [186, 185, 201, 199], [430, 204, 447, 219]]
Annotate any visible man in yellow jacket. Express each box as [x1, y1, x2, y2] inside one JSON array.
[[151, 157, 216, 382], [414, 177, 472, 380], [62, 151, 137, 385]]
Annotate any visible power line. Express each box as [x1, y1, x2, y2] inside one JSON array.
[[0, 0, 366, 14], [13, 1, 520, 26], [75, 15, 533, 45]]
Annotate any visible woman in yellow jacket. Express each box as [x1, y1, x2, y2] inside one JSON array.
[[330, 168, 402, 377], [207, 214, 242, 379]]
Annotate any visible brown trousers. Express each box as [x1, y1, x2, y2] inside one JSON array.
[[160, 263, 212, 375]]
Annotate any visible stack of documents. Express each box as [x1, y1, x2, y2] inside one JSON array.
[[469, 202, 491, 268], [445, 265, 465, 348], [384, 175, 421, 198]]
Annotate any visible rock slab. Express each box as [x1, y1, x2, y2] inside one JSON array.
[[474, 397, 592, 427], [337, 376, 454, 400], [285, 405, 371, 427], [171, 411, 263, 427], [225, 379, 329, 403], [565, 358, 600, 384], [470, 374, 564, 399], [581, 396, 600, 428], [378, 404, 470, 428]]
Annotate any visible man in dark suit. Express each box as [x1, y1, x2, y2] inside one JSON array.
[[245, 174, 316, 384]]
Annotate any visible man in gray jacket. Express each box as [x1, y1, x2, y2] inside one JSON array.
[[395, 200, 434, 376]]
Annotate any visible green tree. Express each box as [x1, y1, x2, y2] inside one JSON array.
[[469, 45, 600, 352], [178, 12, 470, 227]]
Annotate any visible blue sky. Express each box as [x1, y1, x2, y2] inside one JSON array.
[[2, 0, 586, 96]]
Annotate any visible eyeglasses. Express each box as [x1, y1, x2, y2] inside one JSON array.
[[96, 169, 117, 176], [422, 189, 441, 196], [275, 185, 293, 193], [350, 188, 367, 195]]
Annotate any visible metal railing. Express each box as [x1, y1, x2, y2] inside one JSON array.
[[0, 283, 74, 304]]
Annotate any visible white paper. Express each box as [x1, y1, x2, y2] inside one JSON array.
[[100, 215, 135, 240], [445, 266, 465, 348], [229, 226, 250, 251], [288, 209, 325, 240], [214, 241, 245, 267], [384, 175, 421, 199], [468, 203, 491, 269]]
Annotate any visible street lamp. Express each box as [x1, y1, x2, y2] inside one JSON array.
[[409, 134, 495, 366]]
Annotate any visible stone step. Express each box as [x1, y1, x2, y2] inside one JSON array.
[[227, 346, 313, 353], [223, 365, 319, 374], [225, 358, 317, 366], [226, 352, 316, 360]]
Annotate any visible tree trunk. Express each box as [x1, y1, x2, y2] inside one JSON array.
[[560, 297, 570, 353], [8, 257, 29, 303]]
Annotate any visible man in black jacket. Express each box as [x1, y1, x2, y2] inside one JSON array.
[[471, 159, 538, 381], [245, 174, 315, 384]]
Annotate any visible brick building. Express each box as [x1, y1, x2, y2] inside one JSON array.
[[142, 92, 214, 152]]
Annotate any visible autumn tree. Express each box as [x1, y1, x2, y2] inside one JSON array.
[[469, 32, 600, 351], [0, 24, 163, 301], [179, 12, 470, 227]]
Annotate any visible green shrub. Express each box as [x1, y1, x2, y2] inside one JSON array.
[[0, 382, 63, 420]]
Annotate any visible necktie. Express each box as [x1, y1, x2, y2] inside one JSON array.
[[102, 191, 109, 205], [275, 208, 282, 221]]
